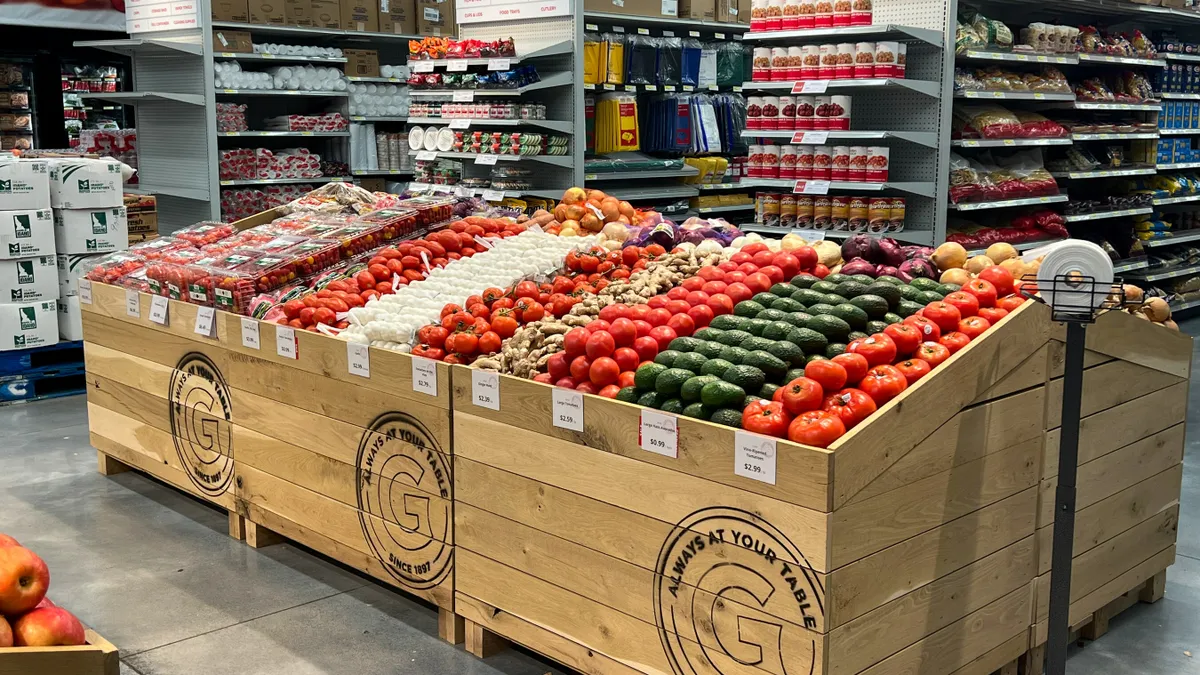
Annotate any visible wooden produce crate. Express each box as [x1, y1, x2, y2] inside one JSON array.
[[0, 627, 119, 675], [450, 300, 1058, 675], [80, 283, 461, 638]]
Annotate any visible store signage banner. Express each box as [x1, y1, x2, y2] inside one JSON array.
[[0, 0, 125, 32], [457, 0, 571, 23], [126, 0, 197, 33]]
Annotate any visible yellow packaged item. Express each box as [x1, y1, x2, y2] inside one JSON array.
[[710, 156, 729, 183], [583, 34, 602, 85], [605, 33, 625, 85]]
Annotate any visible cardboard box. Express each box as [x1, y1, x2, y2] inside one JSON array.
[[342, 0, 380, 31], [415, 0, 454, 35], [213, 29, 253, 53], [0, 160, 50, 211], [344, 49, 382, 77], [124, 193, 158, 236], [57, 253, 101, 297], [0, 256, 57, 303], [678, 0, 713, 20], [716, 0, 742, 23], [311, 0, 342, 28], [48, 159, 123, 209], [129, 232, 159, 244], [0, 209, 54, 259], [0, 300, 58, 351], [58, 293, 82, 341], [379, 0, 416, 34], [212, 0, 249, 22], [54, 207, 128, 255], [249, 0, 286, 24], [285, 0, 314, 25], [583, 0, 676, 18]]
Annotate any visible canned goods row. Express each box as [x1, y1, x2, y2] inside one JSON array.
[[757, 194, 904, 233], [749, 0, 872, 31], [751, 43, 905, 82], [747, 144, 889, 182], [747, 95, 850, 131]]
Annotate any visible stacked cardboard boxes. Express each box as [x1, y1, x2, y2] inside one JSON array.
[[215, 0, 420, 34], [47, 158, 127, 342], [0, 159, 58, 351], [125, 193, 159, 243]]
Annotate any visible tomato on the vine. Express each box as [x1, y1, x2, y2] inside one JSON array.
[[787, 410, 845, 448], [823, 388, 877, 429], [895, 358, 931, 385], [916, 341, 951, 367], [514, 280, 539, 298], [804, 359, 847, 393], [831, 353, 869, 385], [490, 310, 519, 338], [859, 364, 908, 405], [741, 400, 792, 438], [478, 331, 502, 354], [447, 331, 478, 355], [939, 331, 971, 354], [417, 325, 449, 350], [411, 345, 445, 360], [780, 377, 825, 415], [957, 315, 991, 339]]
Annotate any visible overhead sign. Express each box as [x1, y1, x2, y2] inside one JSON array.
[[457, 0, 571, 23]]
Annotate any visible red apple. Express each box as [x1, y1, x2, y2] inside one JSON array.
[[13, 607, 86, 647], [0, 546, 49, 616], [0, 534, 18, 548], [0, 615, 11, 648]]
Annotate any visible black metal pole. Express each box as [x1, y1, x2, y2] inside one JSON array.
[[1046, 320, 1088, 675]]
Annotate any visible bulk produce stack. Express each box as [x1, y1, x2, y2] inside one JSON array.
[[0, 158, 56, 351]]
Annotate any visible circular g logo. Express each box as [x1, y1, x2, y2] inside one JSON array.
[[356, 412, 453, 591], [654, 507, 825, 675], [168, 353, 235, 497]]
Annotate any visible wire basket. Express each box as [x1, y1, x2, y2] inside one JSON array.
[[1018, 273, 1126, 323]]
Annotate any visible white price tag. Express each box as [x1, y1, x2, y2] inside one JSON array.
[[640, 409, 678, 458], [714, 32, 725, 39], [276, 326, 298, 359], [411, 356, 438, 396], [241, 317, 260, 349], [482, 189, 505, 201], [447, 59, 469, 72], [149, 295, 169, 325], [637, 27, 649, 34], [487, 58, 510, 71], [125, 289, 140, 318], [473, 234, 494, 249], [791, 131, 828, 144], [472, 369, 500, 410], [613, 25, 624, 32], [734, 431, 777, 485], [663, 85, 676, 91], [347, 342, 370, 378], [645, 84, 658, 91], [792, 80, 829, 94], [194, 307, 216, 337], [475, 154, 499, 165], [453, 90, 474, 102], [416, 150, 438, 161], [552, 388, 584, 432], [449, 118, 471, 129], [688, 30, 700, 37], [78, 279, 93, 305], [662, 30, 674, 36], [793, 180, 831, 195], [586, 22, 599, 29], [414, 61, 435, 73]]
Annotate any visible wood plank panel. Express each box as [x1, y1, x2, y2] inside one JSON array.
[[833, 300, 1051, 509], [827, 537, 1035, 675], [451, 365, 833, 511], [1073, 308, 1193, 379], [828, 487, 1037, 629], [831, 440, 1039, 566], [1043, 382, 1189, 477], [945, 633, 1028, 675], [454, 412, 832, 572], [971, 344, 1050, 404], [1045, 360, 1183, 429], [848, 389, 1045, 505]]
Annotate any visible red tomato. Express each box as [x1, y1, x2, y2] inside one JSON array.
[[963, 279, 998, 308], [780, 377, 825, 415], [681, 277, 705, 292], [586, 319, 612, 334], [958, 315, 991, 339], [633, 319, 654, 338], [569, 355, 591, 381], [666, 299, 692, 316], [533, 372, 554, 383], [667, 313, 696, 337], [943, 291, 980, 318], [741, 400, 793, 439], [491, 297, 514, 311], [758, 265, 785, 284], [792, 246, 818, 271], [575, 381, 599, 395], [916, 341, 951, 367], [804, 359, 847, 392], [697, 266, 725, 281], [468, 303, 491, 320], [883, 323, 920, 356], [598, 303, 629, 323], [685, 290, 710, 307], [478, 331, 502, 354], [996, 295, 1026, 312], [448, 331, 479, 355], [441, 304, 464, 319], [728, 282, 756, 305], [599, 384, 622, 399], [737, 262, 760, 276], [687, 304, 714, 329], [742, 242, 769, 256], [751, 249, 775, 267], [628, 304, 651, 322], [417, 325, 449, 349], [586, 331, 616, 360], [633, 336, 659, 362], [846, 333, 897, 368], [726, 271, 747, 284], [938, 331, 971, 355], [490, 311, 519, 339], [701, 280, 728, 296], [812, 263, 830, 279], [563, 328, 589, 359], [922, 302, 962, 334], [831, 353, 869, 385], [895, 358, 931, 385], [719, 259, 741, 272], [613, 347, 640, 373], [609, 318, 637, 347], [618, 371, 637, 389], [514, 280, 539, 298], [978, 266, 1014, 297], [589, 357, 620, 386], [667, 286, 689, 301], [706, 293, 735, 316], [547, 352, 570, 380], [978, 306, 1009, 324], [649, 325, 678, 351], [859, 364, 908, 405], [771, 253, 801, 279], [355, 270, 377, 291], [640, 308, 667, 327], [647, 295, 669, 309], [823, 388, 877, 429], [555, 376, 578, 389], [773, 387, 786, 402], [744, 272, 773, 294], [411, 345, 445, 360], [787, 410, 845, 448], [903, 314, 942, 342]]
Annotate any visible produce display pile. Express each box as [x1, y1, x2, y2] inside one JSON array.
[[0, 533, 89, 648]]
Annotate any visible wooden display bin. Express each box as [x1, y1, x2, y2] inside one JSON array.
[[449, 300, 1190, 675], [0, 627, 119, 675], [80, 283, 461, 639]]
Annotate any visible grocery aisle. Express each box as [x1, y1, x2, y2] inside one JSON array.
[[1, 344, 1199, 675]]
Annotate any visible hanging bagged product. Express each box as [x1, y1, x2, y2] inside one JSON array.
[[584, 33, 604, 85], [604, 33, 626, 85], [716, 42, 746, 88], [658, 37, 683, 86], [681, 38, 703, 88], [625, 34, 658, 85], [585, 94, 596, 153], [699, 44, 718, 89], [595, 92, 640, 153]]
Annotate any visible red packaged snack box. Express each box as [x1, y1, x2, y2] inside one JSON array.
[[84, 251, 147, 285], [395, 197, 456, 228], [326, 224, 389, 259], [354, 207, 420, 241], [184, 252, 263, 306], [235, 251, 305, 293], [278, 239, 341, 279], [211, 269, 259, 315], [174, 221, 236, 248]]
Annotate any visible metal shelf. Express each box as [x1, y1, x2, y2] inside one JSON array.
[[1062, 207, 1154, 223], [955, 90, 1075, 101], [951, 138, 1072, 148], [958, 50, 1078, 65], [407, 117, 573, 134], [217, 131, 349, 137], [697, 203, 756, 215], [585, 83, 744, 93], [79, 91, 204, 106], [1077, 53, 1166, 67], [211, 20, 419, 40], [743, 24, 943, 46], [409, 151, 573, 168], [743, 78, 941, 98], [745, 129, 940, 148], [1159, 128, 1200, 135], [131, 183, 210, 201], [1113, 258, 1150, 274], [1142, 230, 1200, 247], [409, 71, 574, 97], [585, 166, 699, 181], [739, 178, 938, 198], [1164, 52, 1200, 63], [948, 195, 1069, 211], [600, 185, 700, 201], [1049, 167, 1156, 179], [352, 169, 414, 176], [1169, 297, 1200, 312], [740, 224, 934, 245], [1153, 194, 1200, 206], [407, 41, 572, 68], [583, 11, 748, 32], [697, 183, 749, 191], [215, 89, 349, 97], [75, 38, 202, 57], [350, 116, 407, 122], [216, 52, 348, 63], [967, 238, 1065, 257], [1158, 162, 1200, 170], [220, 176, 351, 186], [1159, 92, 1200, 100], [1072, 132, 1159, 141], [1131, 263, 1200, 282], [1074, 101, 1161, 111], [347, 76, 407, 83]]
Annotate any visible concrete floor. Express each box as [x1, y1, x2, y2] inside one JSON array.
[[2, 325, 1200, 674]]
